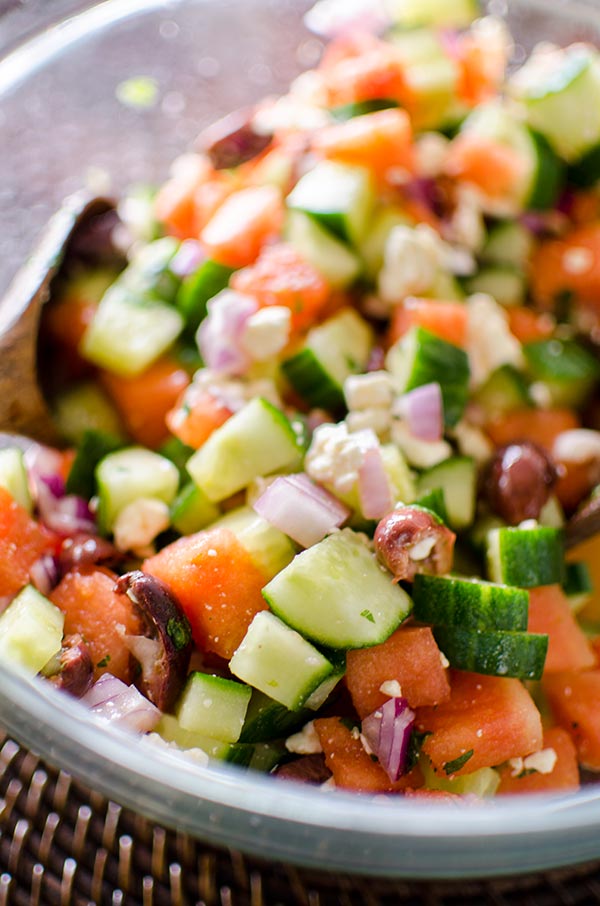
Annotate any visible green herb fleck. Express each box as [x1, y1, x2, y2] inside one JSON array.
[[444, 749, 474, 776], [97, 654, 111, 668], [166, 617, 192, 651], [360, 609, 375, 624], [116, 76, 159, 110], [406, 729, 431, 771], [339, 716, 358, 733]]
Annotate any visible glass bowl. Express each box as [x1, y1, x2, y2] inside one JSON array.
[[2, 0, 600, 880]]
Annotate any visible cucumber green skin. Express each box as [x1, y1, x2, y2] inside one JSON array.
[[281, 348, 345, 412], [157, 437, 195, 484], [176, 673, 252, 742], [389, 326, 470, 428], [524, 339, 600, 383], [263, 530, 412, 650], [170, 482, 220, 535], [176, 260, 235, 335], [433, 625, 549, 680], [563, 561, 593, 598], [527, 129, 565, 210], [329, 99, 399, 121], [487, 527, 564, 589], [413, 575, 529, 631], [239, 690, 309, 744], [65, 429, 124, 499], [414, 487, 449, 526]]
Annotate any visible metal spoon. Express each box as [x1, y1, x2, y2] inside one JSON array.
[[0, 193, 116, 445]]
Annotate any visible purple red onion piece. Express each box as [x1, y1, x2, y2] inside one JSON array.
[[357, 447, 393, 521], [252, 473, 350, 547], [361, 696, 415, 782], [81, 673, 161, 733], [196, 290, 257, 376], [398, 382, 444, 443]]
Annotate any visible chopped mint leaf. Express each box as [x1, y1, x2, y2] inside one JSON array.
[[166, 617, 192, 651], [444, 749, 474, 776], [96, 654, 111, 668], [360, 609, 375, 623]]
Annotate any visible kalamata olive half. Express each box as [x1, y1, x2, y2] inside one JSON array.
[[374, 506, 456, 581], [273, 754, 332, 785], [115, 570, 193, 712], [196, 107, 273, 169], [48, 633, 94, 698], [59, 533, 125, 574], [482, 442, 558, 525]]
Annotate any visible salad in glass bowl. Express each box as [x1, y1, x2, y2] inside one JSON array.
[[2, 0, 600, 807]]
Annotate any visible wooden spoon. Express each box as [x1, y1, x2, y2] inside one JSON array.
[[0, 193, 116, 445]]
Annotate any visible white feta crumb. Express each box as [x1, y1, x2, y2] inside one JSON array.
[[241, 306, 291, 361], [471, 15, 513, 68], [285, 721, 322, 755], [305, 422, 377, 495], [378, 224, 445, 304], [253, 93, 330, 133], [518, 519, 538, 530], [446, 185, 485, 252], [439, 651, 450, 669], [552, 428, 600, 464], [359, 732, 375, 757], [509, 748, 558, 777], [391, 420, 452, 469], [529, 381, 554, 409], [113, 498, 171, 553], [379, 679, 403, 698], [563, 246, 594, 276], [408, 536, 437, 561], [345, 407, 391, 437], [415, 132, 450, 178], [351, 725, 361, 740], [466, 292, 525, 387], [185, 367, 282, 412], [344, 371, 394, 411], [451, 419, 494, 464]]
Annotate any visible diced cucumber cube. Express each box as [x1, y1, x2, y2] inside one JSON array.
[[156, 713, 253, 764], [96, 447, 180, 532], [0, 585, 64, 677], [80, 284, 184, 377], [482, 221, 534, 269], [417, 456, 476, 531], [176, 672, 252, 743], [287, 161, 375, 246], [463, 266, 526, 308], [413, 574, 530, 632], [386, 326, 470, 427], [304, 650, 346, 710], [523, 338, 600, 407], [359, 206, 410, 280], [282, 308, 373, 412], [285, 211, 361, 288], [212, 506, 295, 580], [472, 365, 531, 418], [0, 447, 32, 512], [65, 429, 124, 500], [124, 236, 182, 303], [170, 482, 220, 535], [239, 690, 308, 744], [52, 381, 125, 445], [487, 526, 564, 588], [230, 612, 334, 711], [186, 398, 302, 503], [563, 561, 594, 613], [263, 529, 412, 649], [432, 624, 548, 680]]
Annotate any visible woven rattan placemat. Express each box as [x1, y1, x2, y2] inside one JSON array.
[[2, 730, 600, 906]]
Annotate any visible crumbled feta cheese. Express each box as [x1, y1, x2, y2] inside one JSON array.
[[241, 306, 291, 360], [345, 407, 391, 437], [416, 132, 450, 178], [409, 536, 437, 561], [466, 292, 525, 387], [320, 777, 336, 790], [508, 748, 557, 777], [253, 92, 330, 133], [285, 721, 322, 755], [439, 651, 450, 669], [113, 498, 171, 553], [379, 679, 403, 698], [186, 367, 282, 412], [344, 371, 394, 411], [446, 185, 486, 252], [471, 15, 513, 71], [391, 420, 452, 469], [563, 246, 594, 276], [452, 419, 493, 464], [305, 422, 376, 494], [552, 429, 600, 464], [351, 725, 361, 740], [518, 519, 538, 530], [360, 732, 375, 757], [378, 224, 445, 304]]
